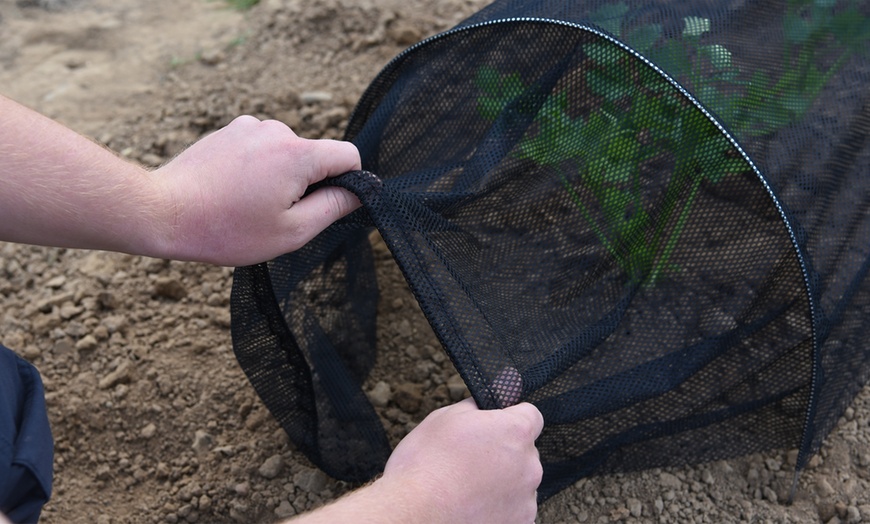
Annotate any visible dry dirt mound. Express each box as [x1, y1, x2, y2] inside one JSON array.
[[2, 1, 870, 523]]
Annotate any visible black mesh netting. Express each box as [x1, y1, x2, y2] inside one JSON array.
[[230, 0, 870, 500]]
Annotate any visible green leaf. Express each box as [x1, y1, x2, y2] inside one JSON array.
[[649, 40, 692, 78], [475, 67, 527, 120], [683, 16, 710, 38], [584, 42, 621, 66], [703, 44, 732, 69], [696, 85, 721, 108], [694, 137, 734, 183], [602, 187, 631, 222], [607, 134, 640, 163], [784, 13, 811, 44], [589, 2, 629, 35], [587, 68, 632, 101], [625, 24, 662, 53], [474, 65, 500, 93], [831, 9, 870, 48]]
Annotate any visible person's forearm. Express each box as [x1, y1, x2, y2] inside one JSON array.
[[0, 94, 169, 256], [1, 94, 363, 266], [285, 477, 442, 524]]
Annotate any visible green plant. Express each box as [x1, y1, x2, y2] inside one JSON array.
[[220, 0, 260, 11], [477, 61, 743, 286], [476, 0, 869, 286], [648, 0, 870, 136]]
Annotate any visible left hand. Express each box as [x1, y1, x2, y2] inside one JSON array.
[[153, 115, 361, 266]]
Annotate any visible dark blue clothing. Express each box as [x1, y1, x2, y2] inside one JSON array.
[[0, 345, 53, 524]]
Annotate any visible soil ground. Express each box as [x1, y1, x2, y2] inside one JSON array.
[[2, 0, 870, 522]]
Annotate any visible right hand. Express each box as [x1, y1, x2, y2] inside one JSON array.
[[380, 398, 544, 523]]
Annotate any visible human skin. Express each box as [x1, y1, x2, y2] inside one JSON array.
[[0, 95, 545, 522], [289, 398, 544, 524], [0, 94, 361, 266]]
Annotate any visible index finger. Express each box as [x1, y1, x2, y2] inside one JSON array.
[[306, 138, 362, 184]]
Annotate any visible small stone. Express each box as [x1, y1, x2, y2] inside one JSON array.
[[59, 302, 84, 320], [230, 503, 249, 523], [258, 454, 284, 479], [846, 506, 861, 523], [233, 483, 249, 496], [395, 319, 413, 338], [627, 498, 642, 518], [76, 252, 118, 281], [817, 478, 836, 498], [701, 469, 714, 485], [37, 292, 73, 313], [765, 457, 782, 471], [102, 315, 127, 334], [209, 308, 231, 328], [659, 472, 682, 489], [45, 275, 66, 288], [142, 257, 168, 274], [300, 91, 332, 104], [53, 338, 74, 356], [23, 346, 42, 361], [191, 430, 214, 454], [141, 423, 157, 439], [274, 500, 296, 519], [819, 501, 839, 522], [75, 334, 99, 352], [763, 486, 778, 503], [294, 467, 328, 492], [213, 446, 234, 457], [140, 153, 164, 167], [836, 501, 849, 519], [98, 360, 132, 390], [387, 21, 423, 45], [446, 374, 468, 401], [199, 48, 225, 65], [393, 383, 423, 413], [156, 462, 170, 479], [244, 409, 270, 431], [367, 381, 392, 408], [95, 464, 112, 481], [154, 277, 187, 300], [179, 483, 202, 502]]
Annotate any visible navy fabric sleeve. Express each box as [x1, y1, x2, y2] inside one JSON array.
[[0, 344, 53, 524]]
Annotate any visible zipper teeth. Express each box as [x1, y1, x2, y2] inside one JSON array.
[[350, 15, 819, 449]]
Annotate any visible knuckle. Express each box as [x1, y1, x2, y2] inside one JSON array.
[[531, 456, 544, 485], [231, 114, 260, 126]]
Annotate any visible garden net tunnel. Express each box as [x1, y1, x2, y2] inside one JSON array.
[[230, 0, 870, 500]]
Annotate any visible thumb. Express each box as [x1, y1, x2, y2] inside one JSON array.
[[284, 186, 362, 248]]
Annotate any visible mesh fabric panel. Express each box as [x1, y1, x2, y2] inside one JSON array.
[[231, 0, 870, 499]]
